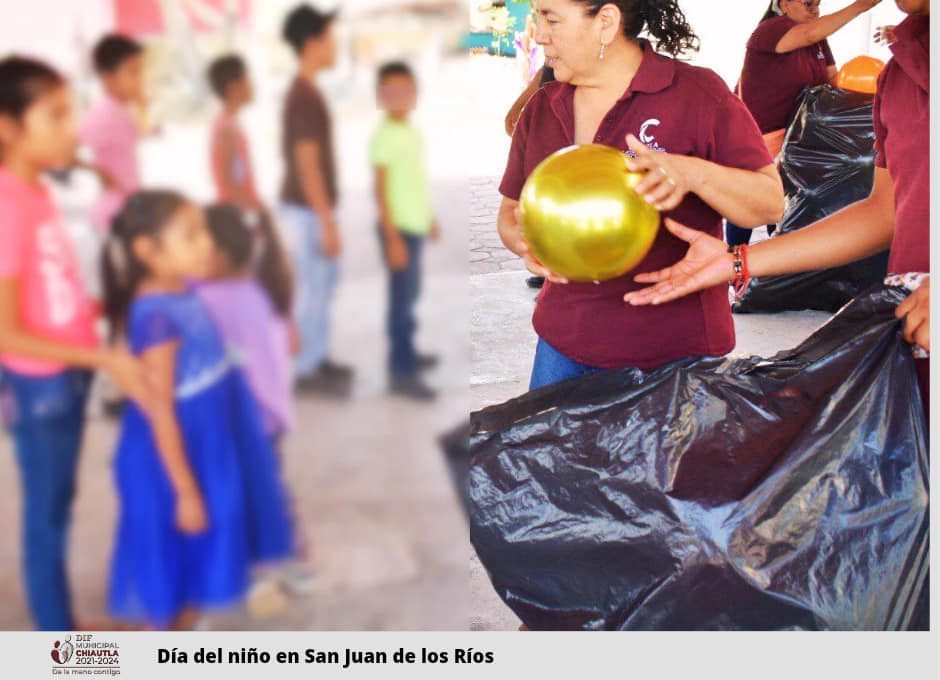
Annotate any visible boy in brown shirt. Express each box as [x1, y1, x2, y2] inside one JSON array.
[[278, 4, 352, 396]]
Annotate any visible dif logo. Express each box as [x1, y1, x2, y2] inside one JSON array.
[[51, 637, 74, 665], [48, 633, 121, 675]]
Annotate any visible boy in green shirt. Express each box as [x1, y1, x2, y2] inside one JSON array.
[[369, 62, 439, 401]]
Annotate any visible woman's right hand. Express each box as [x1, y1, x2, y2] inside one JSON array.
[[103, 348, 151, 407], [623, 218, 733, 306], [176, 488, 209, 534], [506, 206, 569, 285]]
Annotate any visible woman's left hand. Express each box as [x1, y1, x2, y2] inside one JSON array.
[[874, 25, 897, 46], [625, 134, 693, 212], [895, 279, 930, 352]]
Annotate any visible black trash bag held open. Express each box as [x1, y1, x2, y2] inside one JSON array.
[[468, 286, 928, 630], [733, 85, 889, 314]]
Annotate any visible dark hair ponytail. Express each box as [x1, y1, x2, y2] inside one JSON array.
[[204, 204, 294, 317], [761, 1, 779, 22], [577, 0, 699, 57], [102, 190, 188, 336], [255, 211, 294, 317]]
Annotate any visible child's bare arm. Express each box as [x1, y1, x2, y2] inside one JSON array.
[[373, 166, 396, 238], [296, 140, 339, 257], [373, 166, 408, 271], [72, 158, 119, 191], [0, 276, 148, 403], [138, 340, 207, 534], [215, 125, 258, 210]]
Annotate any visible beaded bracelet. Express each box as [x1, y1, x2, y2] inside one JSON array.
[[728, 244, 750, 301]]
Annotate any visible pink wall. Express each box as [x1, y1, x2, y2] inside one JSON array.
[[113, 0, 252, 36]]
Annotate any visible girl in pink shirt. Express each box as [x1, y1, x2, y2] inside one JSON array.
[[0, 57, 148, 631]]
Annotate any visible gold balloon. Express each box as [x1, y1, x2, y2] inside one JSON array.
[[520, 144, 660, 282]]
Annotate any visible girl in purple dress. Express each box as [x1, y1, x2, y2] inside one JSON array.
[[197, 205, 315, 595]]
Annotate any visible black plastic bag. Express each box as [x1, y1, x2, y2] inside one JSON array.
[[469, 286, 928, 630], [440, 420, 472, 519], [733, 85, 889, 314]]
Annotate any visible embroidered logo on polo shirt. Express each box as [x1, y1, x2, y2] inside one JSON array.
[[816, 46, 825, 60], [625, 118, 668, 157], [639, 119, 661, 144]]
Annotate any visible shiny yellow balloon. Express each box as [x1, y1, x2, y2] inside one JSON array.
[[520, 144, 660, 282]]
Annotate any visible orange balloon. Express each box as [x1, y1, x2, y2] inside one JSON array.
[[836, 55, 885, 95]]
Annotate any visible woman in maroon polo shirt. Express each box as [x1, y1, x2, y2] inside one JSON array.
[[727, 0, 883, 246], [497, 0, 784, 390], [625, 2, 929, 409]]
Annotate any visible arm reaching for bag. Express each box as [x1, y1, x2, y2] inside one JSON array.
[[623, 167, 896, 306]]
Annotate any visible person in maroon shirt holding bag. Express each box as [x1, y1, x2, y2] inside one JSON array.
[[741, 0, 884, 135], [726, 0, 882, 246], [497, 0, 784, 390], [626, 2, 929, 630], [726, 0, 881, 245], [625, 2, 929, 414]]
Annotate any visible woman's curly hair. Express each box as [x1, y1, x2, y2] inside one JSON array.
[[576, 0, 700, 56]]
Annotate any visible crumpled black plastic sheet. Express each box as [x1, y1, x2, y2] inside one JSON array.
[[733, 85, 889, 314], [440, 421, 472, 519], [468, 286, 928, 630]]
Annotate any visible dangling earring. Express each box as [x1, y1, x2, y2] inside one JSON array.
[[599, 41, 606, 60]]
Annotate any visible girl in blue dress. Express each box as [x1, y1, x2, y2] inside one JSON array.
[[101, 190, 294, 629]]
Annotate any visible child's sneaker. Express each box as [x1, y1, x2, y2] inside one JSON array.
[[247, 578, 290, 619], [276, 561, 317, 597]]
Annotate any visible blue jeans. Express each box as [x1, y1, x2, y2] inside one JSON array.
[[378, 228, 425, 377], [529, 338, 605, 390], [279, 203, 339, 377], [0, 368, 91, 630]]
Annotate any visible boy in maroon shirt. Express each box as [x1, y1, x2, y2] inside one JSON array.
[[277, 4, 353, 397]]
